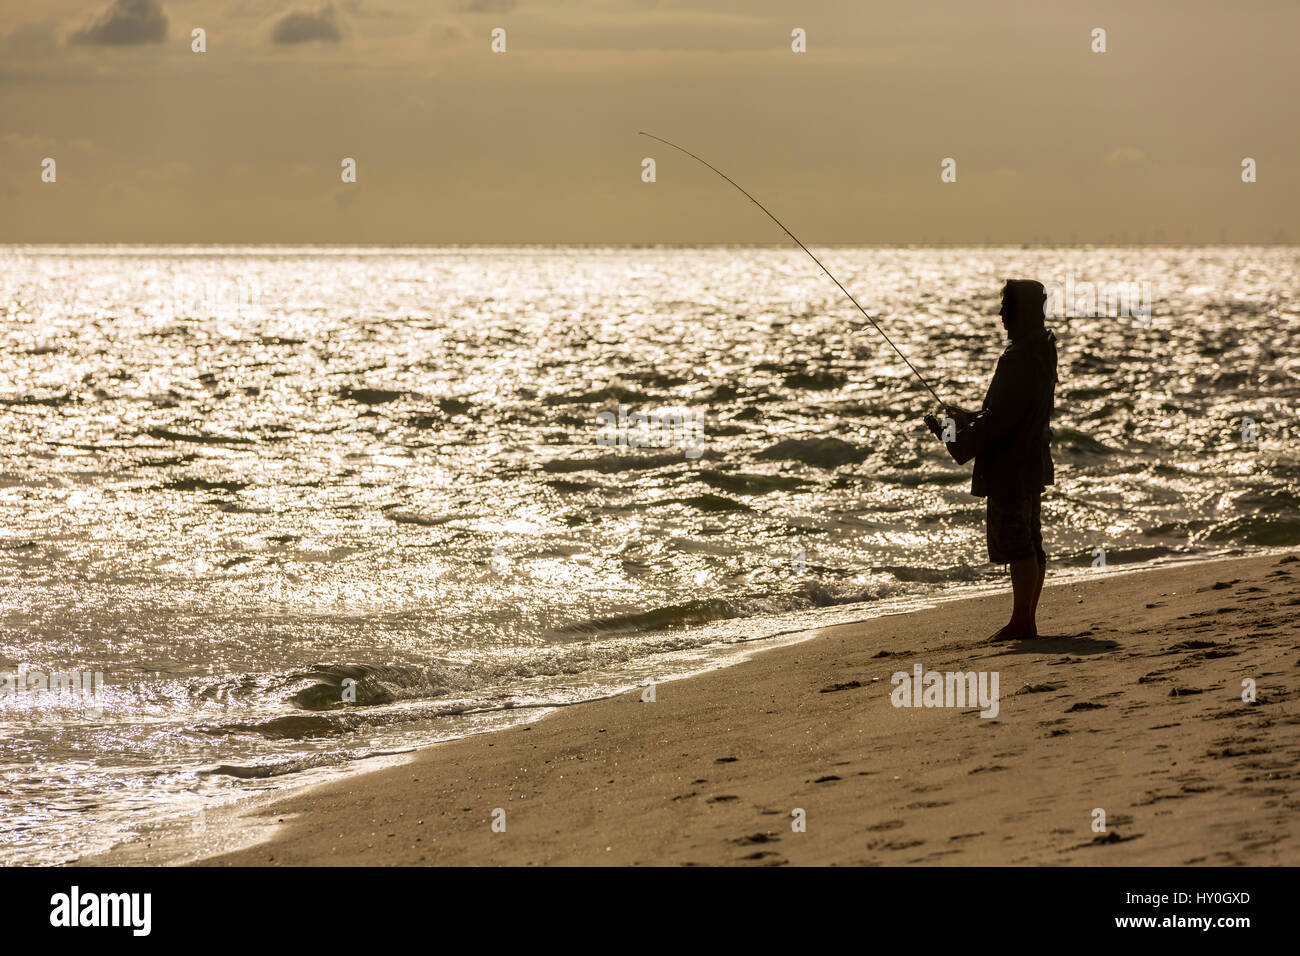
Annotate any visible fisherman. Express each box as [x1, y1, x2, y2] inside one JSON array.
[[925, 280, 1058, 640], [639, 136, 1056, 639]]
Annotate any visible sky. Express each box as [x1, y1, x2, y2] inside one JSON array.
[[1, 0, 1297, 243]]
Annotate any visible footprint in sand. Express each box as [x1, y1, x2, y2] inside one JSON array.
[[1206, 744, 1269, 758], [881, 839, 925, 851], [819, 680, 864, 693], [1137, 791, 1188, 806], [1138, 670, 1174, 683], [1083, 831, 1143, 847]]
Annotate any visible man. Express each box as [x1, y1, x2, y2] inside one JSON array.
[[925, 279, 1058, 640]]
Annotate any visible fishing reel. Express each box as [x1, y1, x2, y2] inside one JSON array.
[[924, 406, 958, 442]]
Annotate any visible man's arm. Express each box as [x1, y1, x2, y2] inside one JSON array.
[[939, 354, 1033, 465]]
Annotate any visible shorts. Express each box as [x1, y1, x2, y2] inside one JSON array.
[[986, 494, 1046, 565]]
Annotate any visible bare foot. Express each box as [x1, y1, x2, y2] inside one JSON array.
[[988, 624, 1038, 642]]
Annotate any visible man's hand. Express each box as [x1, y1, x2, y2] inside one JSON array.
[[924, 413, 946, 441]]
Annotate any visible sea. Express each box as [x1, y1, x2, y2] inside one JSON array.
[[1, 244, 1297, 864]]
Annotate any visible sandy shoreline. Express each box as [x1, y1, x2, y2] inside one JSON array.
[[95, 552, 1300, 866]]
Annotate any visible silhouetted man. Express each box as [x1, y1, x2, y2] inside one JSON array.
[[925, 280, 1058, 639]]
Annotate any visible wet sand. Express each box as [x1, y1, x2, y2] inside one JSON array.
[[172, 552, 1300, 865]]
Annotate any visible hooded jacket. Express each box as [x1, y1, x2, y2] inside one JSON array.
[[946, 326, 1057, 499]]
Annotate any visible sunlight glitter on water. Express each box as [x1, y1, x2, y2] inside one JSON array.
[[0, 244, 1297, 862]]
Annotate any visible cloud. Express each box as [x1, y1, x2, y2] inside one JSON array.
[[271, 3, 343, 44], [68, 0, 168, 46], [340, 0, 398, 16], [1105, 147, 1148, 168], [0, 21, 59, 60], [2, 132, 55, 150]]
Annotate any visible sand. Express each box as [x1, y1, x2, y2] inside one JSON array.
[[171, 553, 1300, 865]]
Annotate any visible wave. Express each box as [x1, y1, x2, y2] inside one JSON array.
[[1063, 544, 1184, 565], [874, 564, 982, 584], [1202, 514, 1300, 548], [879, 469, 969, 488], [550, 598, 736, 638], [542, 452, 690, 473], [338, 386, 405, 405], [0, 393, 77, 407], [548, 572, 969, 640], [1053, 427, 1120, 456], [783, 370, 847, 390], [162, 477, 248, 493], [755, 437, 871, 468], [199, 745, 417, 779], [382, 507, 458, 526], [650, 493, 751, 513], [543, 383, 649, 406], [146, 427, 254, 445], [286, 663, 450, 710], [697, 470, 808, 495]]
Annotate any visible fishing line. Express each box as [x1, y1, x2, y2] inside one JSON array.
[[640, 131, 944, 407]]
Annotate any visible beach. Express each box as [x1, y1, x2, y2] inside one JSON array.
[[165, 551, 1299, 867], [4, 0, 1300, 893], [7, 245, 1299, 864]]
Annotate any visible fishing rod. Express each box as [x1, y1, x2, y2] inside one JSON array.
[[639, 131, 944, 408]]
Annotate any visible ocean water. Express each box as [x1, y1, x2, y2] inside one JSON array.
[[1, 245, 1297, 865]]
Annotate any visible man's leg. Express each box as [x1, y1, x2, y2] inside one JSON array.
[[988, 495, 1042, 639], [1029, 494, 1046, 623], [1031, 559, 1046, 616], [1007, 556, 1039, 637]]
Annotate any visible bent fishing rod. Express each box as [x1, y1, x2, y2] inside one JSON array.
[[639, 131, 944, 408]]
